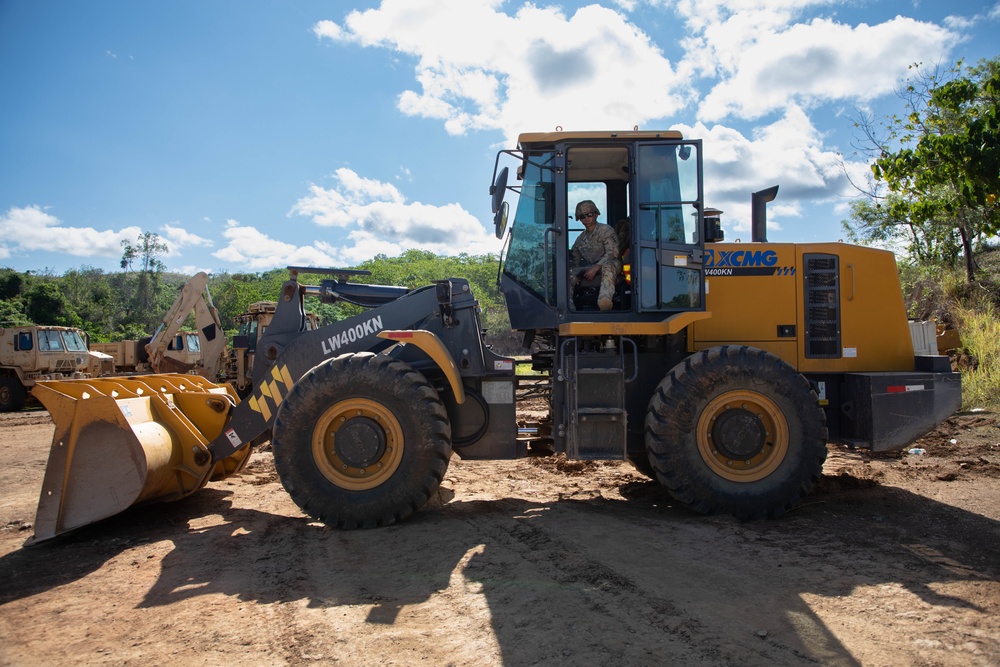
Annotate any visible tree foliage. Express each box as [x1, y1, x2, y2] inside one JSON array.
[[847, 57, 1000, 281], [120, 231, 170, 330], [0, 252, 508, 341]]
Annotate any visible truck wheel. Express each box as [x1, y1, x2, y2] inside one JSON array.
[[0, 377, 26, 412], [645, 346, 827, 519], [271, 352, 452, 529]]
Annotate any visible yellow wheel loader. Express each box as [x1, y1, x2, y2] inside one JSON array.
[[26, 130, 961, 543]]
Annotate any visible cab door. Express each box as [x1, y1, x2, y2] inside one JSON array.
[[633, 140, 705, 312]]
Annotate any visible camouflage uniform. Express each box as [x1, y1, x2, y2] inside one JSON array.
[[570, 223, 622, 307]]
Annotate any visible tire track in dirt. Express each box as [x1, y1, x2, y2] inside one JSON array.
[[449, 498, 794, 666]]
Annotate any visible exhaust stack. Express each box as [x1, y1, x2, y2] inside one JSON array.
[[751, 185, 779, 243]]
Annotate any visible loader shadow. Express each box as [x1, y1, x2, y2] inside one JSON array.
[[0, 489, 246, 605], [140, 481, 999, 665], [2, 480, 998, 665]]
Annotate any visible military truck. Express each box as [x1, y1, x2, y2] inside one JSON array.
[[0, 324, 97, 411]]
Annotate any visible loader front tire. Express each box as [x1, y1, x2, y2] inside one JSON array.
[[0, 377, 26, 412], [645, 346, 827, 519], [271, 352, 452, 529]]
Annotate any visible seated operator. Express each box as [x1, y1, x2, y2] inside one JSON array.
[[570, 200, 621, 311]]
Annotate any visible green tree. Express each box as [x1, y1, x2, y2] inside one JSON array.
[[211, 269, 287, 330], [0, 268, 23, 300], [25, 281, 80, 326], [850, 57, 1000, 282], [0, 297, 29, 325], [120, 232, 169, 329], [60, 266, 118, 338]]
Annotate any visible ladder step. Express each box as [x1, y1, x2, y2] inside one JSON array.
[[577, 407, 626, 416]]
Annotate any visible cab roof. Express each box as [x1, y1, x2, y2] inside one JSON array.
[[517, 130, 684, 148]]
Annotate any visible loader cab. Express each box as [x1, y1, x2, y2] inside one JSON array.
[[495, 131, 707, 329]]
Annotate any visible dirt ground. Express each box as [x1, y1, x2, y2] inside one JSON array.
[[0, 408, 998, 666]]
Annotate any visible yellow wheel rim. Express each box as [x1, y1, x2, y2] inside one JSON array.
[[696, 390, 789, 482], [311, 398, 404, 491]]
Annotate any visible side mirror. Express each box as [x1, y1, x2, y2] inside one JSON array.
[[490, 166, 509, 214], [494, 201, 509, 239]]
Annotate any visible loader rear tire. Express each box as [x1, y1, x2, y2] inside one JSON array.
[[645, 346, 827, 519], [626, 452, 656, 479], [0, 377, 26, 412], [271, 352, 452, 529]]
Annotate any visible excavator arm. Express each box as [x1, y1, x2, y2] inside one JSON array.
[[145, 272, 227, 378]]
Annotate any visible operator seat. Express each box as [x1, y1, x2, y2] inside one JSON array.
[[572, 272, 630, 312]]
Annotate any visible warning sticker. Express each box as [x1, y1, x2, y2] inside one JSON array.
[[482, 380, 514, 404]]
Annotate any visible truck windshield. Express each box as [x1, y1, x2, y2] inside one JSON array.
[[60, 330, 88, 352], [502, 152, 556, 300], [37, 329, 66, 351]]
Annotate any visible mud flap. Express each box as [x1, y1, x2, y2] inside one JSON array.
[[26, 374, 248, 545]]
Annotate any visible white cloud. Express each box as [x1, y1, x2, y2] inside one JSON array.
[[670, 0, 834, 32], [692, 16, 956, 121], [289, 168, 500, 264], [312, 19, 344, 41], [160, 224, 213, 254], [679, 107, 866, 236], [943, 15, 974, 30], [0, 205, 141, 260], [316, 1, 690, 143], [174, 265, 214, 276], [310, 1, 962, 245], [947, 2, 1000, 28], [212, 220, 340, 271]]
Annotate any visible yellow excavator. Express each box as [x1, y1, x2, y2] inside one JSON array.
[[26, 130, 961, 544]]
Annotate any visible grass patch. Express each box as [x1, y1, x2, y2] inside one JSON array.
[[956, 302, 1000, 410]]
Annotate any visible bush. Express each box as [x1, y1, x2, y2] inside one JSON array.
[[955, 303, 1000, 410]]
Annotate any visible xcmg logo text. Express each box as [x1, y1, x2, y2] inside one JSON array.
[[704, 249, 778, 268]]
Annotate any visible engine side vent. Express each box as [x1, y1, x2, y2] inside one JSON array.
[[804, 253, 840, 358]]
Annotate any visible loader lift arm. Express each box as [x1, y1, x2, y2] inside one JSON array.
[[28, 267, 516, 542], [205, 269, 490, 463]]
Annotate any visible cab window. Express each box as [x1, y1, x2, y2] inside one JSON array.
[[503, 151, 557, 301], [15, 331, 32, 351], [635, 142, 703, 311]]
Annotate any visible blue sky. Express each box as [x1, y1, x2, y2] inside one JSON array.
[[1, 0, 998, 276]]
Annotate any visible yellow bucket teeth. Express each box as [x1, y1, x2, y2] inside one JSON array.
[[26, 373, 249, 545]]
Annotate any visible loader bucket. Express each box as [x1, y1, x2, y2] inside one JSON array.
[[26, 374, 251, 545]]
